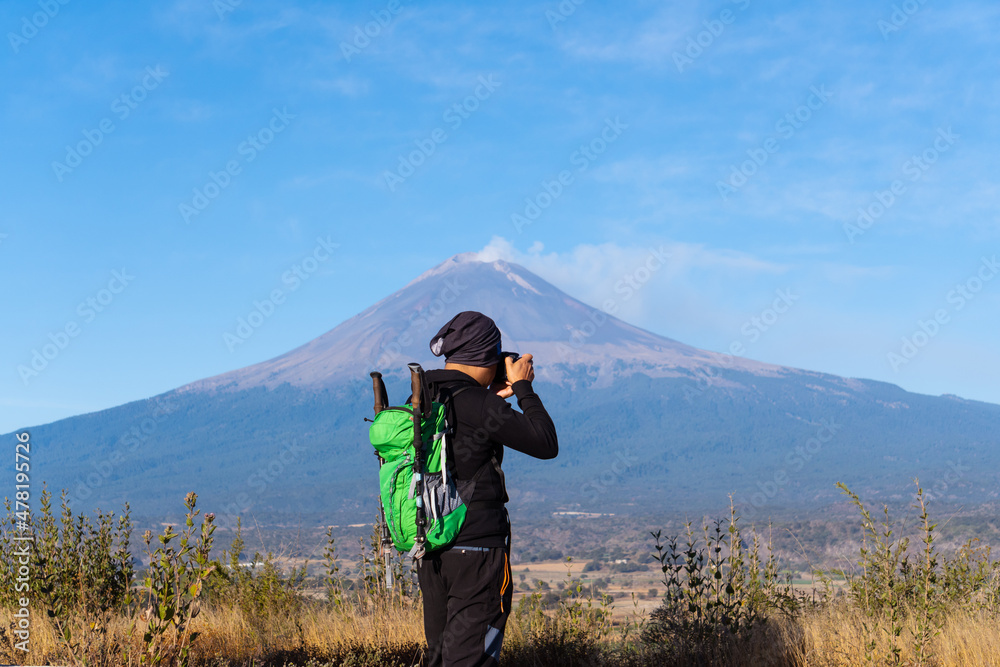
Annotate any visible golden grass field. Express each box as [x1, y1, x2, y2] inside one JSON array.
[[3, 487, 997, 666], [3, 583, 1000, 666]]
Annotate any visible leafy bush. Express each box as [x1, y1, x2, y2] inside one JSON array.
[[0, 487, 134, 664], [204, 516, 308, 649], [138, 491, 216, 667], [837, 480, 1000, 665], [643, 502, 801, 660]]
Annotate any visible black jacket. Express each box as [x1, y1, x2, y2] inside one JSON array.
[[424, 369, 558, 547]]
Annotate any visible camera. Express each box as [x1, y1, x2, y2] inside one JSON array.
[[494, 351, 521, 385]]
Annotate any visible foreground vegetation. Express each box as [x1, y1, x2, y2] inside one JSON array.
[[0, 482, 998, 666]]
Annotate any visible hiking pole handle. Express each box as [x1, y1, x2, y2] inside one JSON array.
[[408, 363, 422, 415], [408, 362, 424, 469], [370, 371, 388, 415], [407, 363, 428, 556]]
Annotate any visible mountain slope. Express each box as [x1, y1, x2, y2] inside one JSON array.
[[11, 254, 1000, 525]]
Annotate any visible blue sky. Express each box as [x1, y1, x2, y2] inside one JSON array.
[[2, 0, 998, 433]]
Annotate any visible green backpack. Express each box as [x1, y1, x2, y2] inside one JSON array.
[[368, 386, 477, 558]]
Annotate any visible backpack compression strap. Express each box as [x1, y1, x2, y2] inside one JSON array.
[[437, 385, 470, 490], [434, 385, 507, 514]]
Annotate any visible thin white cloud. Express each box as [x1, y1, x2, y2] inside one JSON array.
[[477, 236, 788, 278], [556, 2, 698, 66], [310, 76, 370, 98], [474, 237, 804, 349], [475, 235, 789, 326], [764, 243, 841, 255], [158, 0, 304, 48], [589, 156, 690, 185], [819, 262, 896, 285], [166, 99, 215, 123]]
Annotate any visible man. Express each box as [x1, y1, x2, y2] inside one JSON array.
[[417, 310, 558, 666]]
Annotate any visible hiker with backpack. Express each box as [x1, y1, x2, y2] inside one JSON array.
[[368, 311, 558, 666]]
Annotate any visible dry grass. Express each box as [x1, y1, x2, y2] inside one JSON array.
[[199, 603, 425, 662], [0, 603, 426, 666], [4, 486, 997, 665], [3, 600, 1000, 665], [796, 605, 1000, 667]]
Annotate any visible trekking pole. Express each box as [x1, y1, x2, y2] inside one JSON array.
[[407, 362, 428, 560], [370, 371, 394, 591]]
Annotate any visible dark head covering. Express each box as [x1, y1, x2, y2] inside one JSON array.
[[429, 311, 502, 367]]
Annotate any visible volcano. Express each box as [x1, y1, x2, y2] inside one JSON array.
[[185, 252, 779, 392], [13, 254, 1000, 526]]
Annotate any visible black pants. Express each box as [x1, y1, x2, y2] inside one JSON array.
[[416, 545, 513, 667]]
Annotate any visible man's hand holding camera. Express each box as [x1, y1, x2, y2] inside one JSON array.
[[492, 353, 534, 399]]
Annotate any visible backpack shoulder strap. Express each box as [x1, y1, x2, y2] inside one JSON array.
[[432, 384, 508, 509], [432, 384, 473, 488], [435, 384, 472, 401], [433, 384, 472, 422]]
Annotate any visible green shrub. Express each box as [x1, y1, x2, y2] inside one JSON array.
[[643, 501, 801, 655], [138, 491, 217, 667], [837, 480, 1000, 666], [0, 487, 135, 664]]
